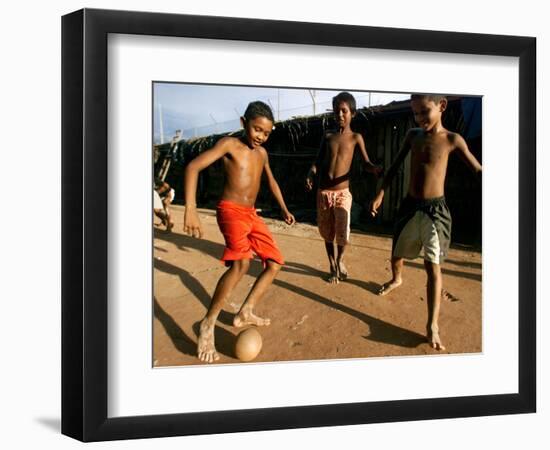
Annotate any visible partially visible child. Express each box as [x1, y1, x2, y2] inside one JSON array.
[[153, 189, 165, 225], [306, 92, 381, 283], [370, 94, 482, 350], [183, 101, 295, 363], [154, 177, 175, 231]]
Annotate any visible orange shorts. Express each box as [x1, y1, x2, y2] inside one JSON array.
[[216, 200, 284, 266], [317, 188, 352, 245]]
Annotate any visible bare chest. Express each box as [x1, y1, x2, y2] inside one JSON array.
[[411, 138, 450, 167], [223, 148, 264, 176], [327, 135, 355, 160]]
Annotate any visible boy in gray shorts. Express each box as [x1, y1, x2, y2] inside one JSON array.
[[370, 94, 482, 351]]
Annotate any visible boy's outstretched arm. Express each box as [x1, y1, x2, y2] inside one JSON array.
[[453, 133, 482, 179], [262, 149, 296, 225], [305, 134, 327, 191], [183, 137, 232, 238], [370, 130, 413, 217], [356, 134, 382, 176]]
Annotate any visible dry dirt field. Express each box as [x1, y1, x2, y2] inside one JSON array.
[[153, 205, 482, 366]]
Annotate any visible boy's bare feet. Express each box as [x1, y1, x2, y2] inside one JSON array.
[[233, 309, 271, 327], [427, 329, 446, 351], [197, 318, 220, 363], [326, 267, 339, 284], [378, 279, 402, 296], [167, 221, 174, 232], [337, 261, 348, 281]]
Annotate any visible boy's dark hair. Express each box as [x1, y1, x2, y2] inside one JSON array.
[[243, 101, 275, 122], [410, 93, 447, 103], [332, 92, 357, 113]]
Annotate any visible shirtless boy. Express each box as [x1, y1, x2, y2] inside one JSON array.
[[154, 177, 175, 231], [183, 101, 295, 363], [306, 92, 380, 283], [370, 94, 482, 350]]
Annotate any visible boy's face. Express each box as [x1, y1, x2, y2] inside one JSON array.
[[333, 101, 354, 128], [242, 116, 273, 148], [411, 97, 446, 131]]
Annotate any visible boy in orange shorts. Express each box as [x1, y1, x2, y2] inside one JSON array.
[[216, 200, 284, 267], [306, 92, 381, 283], [184, 101, 295, 363]]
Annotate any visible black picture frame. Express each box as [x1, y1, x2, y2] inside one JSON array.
[[61, 8, 536, 442]]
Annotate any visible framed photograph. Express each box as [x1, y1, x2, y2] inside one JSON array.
[[62, 8, 536, 442]]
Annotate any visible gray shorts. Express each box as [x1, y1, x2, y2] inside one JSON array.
[[392, 196, 452, 264]]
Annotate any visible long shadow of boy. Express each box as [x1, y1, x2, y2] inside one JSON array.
[[156, 230, 425, 350]]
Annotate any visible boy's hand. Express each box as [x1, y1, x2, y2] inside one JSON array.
[[366, 164, 383, 177], [305, 175, 314, 192], [184, 206, 203, 238], [282, 210, 296, 225], [372, 165, 383, 177], [369, 192, 384, 217]]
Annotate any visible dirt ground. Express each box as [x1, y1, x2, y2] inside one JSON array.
[[153, 205, 482, 366]]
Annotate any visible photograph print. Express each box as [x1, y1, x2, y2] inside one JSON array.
[[152, 82, 482, 367]]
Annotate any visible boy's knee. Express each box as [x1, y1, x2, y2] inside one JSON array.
[[266, 260, 282, 273], [230, 259, 250, 274], [239, 259, 251, 272]]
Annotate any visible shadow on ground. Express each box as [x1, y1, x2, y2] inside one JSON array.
[[155, 232, 426, 350]]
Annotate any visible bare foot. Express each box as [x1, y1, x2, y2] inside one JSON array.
[[378, 279, 402, 296], [167, 221, 174, 232], [197, 318, 220, 363], [337, 261, 348, 281], [427, 330, 446, 351], [233, 310, 271, 328], [326, 267, 339, 284]]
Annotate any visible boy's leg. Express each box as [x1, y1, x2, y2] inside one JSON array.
[[424, 260, 445, 350], [198, 259, 250, 363], [378, 257, 404, 296], [234, 260, 281, 327], [163, 190, 175, 231], [324, 242, 339, 284], [317, 190, 339, 283], [336, 244, 348, 281], [163, 208, 173, 231], [334, 191, 352, 281], [162, 202, 174, 231], [154, 208, 167, 226]]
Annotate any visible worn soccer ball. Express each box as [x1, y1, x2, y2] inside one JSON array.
[[235, 328, 262, 362]]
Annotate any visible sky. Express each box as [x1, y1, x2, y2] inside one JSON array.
[[153, 83, 411, 143]]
